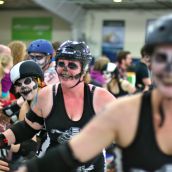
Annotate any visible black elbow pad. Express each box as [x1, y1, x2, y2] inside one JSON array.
[[26, 109, 44, 126], [2, 102, 20, 117], [10, 120, 40, 144]]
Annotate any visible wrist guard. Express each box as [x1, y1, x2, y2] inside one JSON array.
[[0, 133, 8, 149], [2, 102, 20, 117], [26, 143, 82, 172], [17, 140, 38, 157]]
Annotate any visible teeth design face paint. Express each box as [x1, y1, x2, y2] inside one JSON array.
[[56, 59, 82, 88], [152, 47, 172, 97], [15, 77, 38, 100]]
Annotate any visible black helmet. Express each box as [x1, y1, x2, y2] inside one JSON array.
[[10, 60, 44, 84], [146, 14, 172, 47], [56, 40, 92, 72]]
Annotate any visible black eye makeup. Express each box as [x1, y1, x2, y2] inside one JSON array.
[[15, 77, 33, 87], [57, 61, 79, 70], [154, 53, 168, 63], [29, 55, 45, 60]]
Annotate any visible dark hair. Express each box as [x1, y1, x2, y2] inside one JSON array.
[[52, 41, 61, 51], [140, 45, 153, 58], [117, 51, 131, 64]]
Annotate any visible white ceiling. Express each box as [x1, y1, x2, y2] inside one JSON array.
[[1, 0, 172, 10]]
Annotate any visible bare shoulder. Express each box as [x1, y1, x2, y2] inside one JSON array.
[[88, 84, 116, 113], [38, 84, 54, 97], [31, 84, 59, 117], [89, 84, 115, 99]]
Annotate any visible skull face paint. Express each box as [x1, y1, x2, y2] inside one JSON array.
[[152, 46, 172, 97], [28, 53, 49, 70], [15, 77, 38, 100]]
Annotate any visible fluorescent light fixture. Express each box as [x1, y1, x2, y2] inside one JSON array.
[[0, 0, 4, 5], [113, 0, 122, 2]]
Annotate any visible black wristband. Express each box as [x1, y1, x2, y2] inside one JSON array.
[[26, 143, 82, 172], [2, 102, 20, 117], [17, 140, 38, 157]]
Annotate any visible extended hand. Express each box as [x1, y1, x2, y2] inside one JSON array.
[[0, 160, 10, 172]]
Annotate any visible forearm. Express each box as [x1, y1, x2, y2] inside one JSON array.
[[70, 113, 115, 162]]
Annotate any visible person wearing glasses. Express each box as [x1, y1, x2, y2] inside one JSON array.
[[27, 39, 59, 86], [0, 41, 115, 172], [15, 14, 172, 172]]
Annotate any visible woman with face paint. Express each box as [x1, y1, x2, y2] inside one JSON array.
[[0, 60, 44, 171], [0, 41, 115, 172], [14, 14, 172, 172]]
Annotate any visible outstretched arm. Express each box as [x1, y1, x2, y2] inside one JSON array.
[[16, 100, 119, 172]]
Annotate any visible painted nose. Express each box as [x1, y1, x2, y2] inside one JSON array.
[[63, 66, 68, 71]]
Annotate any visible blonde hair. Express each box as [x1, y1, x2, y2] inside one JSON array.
[[93, 56, 110, 71], [0, 54, 13, 79], [8, 41, 26, 65], [83, 72, 91, 84]]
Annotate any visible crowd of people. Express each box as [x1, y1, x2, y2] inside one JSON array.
[[0, 13, 171, 172]]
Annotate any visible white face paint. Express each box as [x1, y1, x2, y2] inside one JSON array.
[[15, 77, 38, 100], [56, 59, 82, 88], [28, 53, 49, 70], [152, 46, 172, 98]]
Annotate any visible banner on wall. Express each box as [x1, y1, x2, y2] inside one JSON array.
[[102, 20, 125, 62], [12, 17, 52, 40]]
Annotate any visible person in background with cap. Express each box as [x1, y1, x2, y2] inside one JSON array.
[[27, 39, 59, 86], [0, 41, 115, 172], [15, 14, 172, 172], [0, 60, 44, 171]]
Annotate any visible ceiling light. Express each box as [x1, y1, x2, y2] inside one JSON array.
[[0, 0, 4, 5], [113, 0, 122, 2]]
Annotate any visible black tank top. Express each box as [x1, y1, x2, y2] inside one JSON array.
[[45, 83, 105, 172], [108, 80, 128, 98], [121, 91, 172, 172]]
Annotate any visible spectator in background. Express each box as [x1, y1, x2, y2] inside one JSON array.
[[135, 45, 152, 92], [0, 45, 13, 100], [52, 41, 61, 55], [0, 54, 13, 100], [90, 55, 110, 87], [8, 41, 27, 99], [104, 62, 136, 97], [116, 50, 132, 79], [0, 45, 11, 56], [51, 41, 61, 68], [8, 41, 27, 65]]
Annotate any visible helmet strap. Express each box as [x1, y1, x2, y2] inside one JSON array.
[[69, 69, 85, 88]]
